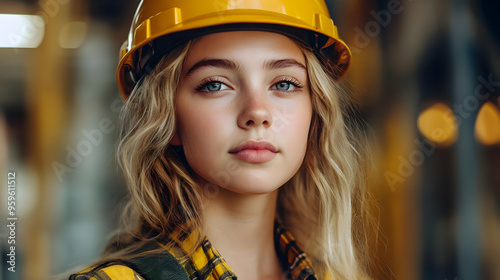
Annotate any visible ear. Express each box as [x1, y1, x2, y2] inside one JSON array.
[[170, 131, 181, 146]]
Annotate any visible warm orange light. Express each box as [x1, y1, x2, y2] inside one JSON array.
[[417, 103, 458, 147], [475, 102, 500, 145]]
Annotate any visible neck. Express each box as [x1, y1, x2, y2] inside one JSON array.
[[202, 186, 284, 280]]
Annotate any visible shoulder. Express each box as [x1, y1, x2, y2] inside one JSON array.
[[70, 244, 189, 280], [70, 263, 145, 280]]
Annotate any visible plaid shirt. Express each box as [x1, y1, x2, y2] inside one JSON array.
[[71, 222, 317, 280], [167, 221, 317, 280]]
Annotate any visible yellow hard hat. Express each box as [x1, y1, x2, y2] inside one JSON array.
[[117, 0, 352, 98]]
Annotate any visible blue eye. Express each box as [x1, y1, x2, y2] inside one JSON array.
[[196, 81, 230, 92], [271, 79, 303, 92], [273, 81, 294, 91], [205, 82, 222, 91]]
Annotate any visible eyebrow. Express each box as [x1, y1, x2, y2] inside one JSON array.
[[185, 58, 306, 77], [264, 59, 306, 71], [185, 59, 238, 77]]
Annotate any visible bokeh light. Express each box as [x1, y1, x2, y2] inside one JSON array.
[[0, 14, 45, 48], [417, 102, 458, 147], [475, 102, 500, 145]]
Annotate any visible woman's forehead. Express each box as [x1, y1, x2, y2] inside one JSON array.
[[183, 31, 306, 72]]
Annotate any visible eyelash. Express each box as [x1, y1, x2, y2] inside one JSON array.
[[194, 77, 304, 93], [195, 77, 227, 92], [273, 77, 304, 92]]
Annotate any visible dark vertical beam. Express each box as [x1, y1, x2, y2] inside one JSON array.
[[449, 0, 481, 279]]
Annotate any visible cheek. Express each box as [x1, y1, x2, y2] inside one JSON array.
[[176, 112, 213, 175], [176, 107, 232, 184], [281, 97, 312, 138], [289, 98, 313, 156], [178, 105, 229, 140], [176, 102, 231, 161], [293, 113, 312, 155]]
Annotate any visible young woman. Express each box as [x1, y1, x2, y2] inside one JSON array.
[[71, 0, 372, 279]]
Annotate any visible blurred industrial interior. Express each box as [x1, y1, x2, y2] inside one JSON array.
[[0, 0, 499, 279]]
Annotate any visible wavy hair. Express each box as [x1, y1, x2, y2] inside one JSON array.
[[103, 37, 373, 279]]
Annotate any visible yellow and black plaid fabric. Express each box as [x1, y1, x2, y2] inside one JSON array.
[[70, 222, 318, 280], [166, 221, 317, 280], [274, 223, 317, 280]]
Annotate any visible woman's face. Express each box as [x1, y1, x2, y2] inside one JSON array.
[[174, 31, 312, 195]]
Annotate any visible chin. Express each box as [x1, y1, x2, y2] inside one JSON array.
[[222, 177, 289, 196], [229, 186, 280, 196]]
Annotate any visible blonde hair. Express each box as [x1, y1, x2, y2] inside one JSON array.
[[279, 49, 372, 279], [105, 37, 372, 279]]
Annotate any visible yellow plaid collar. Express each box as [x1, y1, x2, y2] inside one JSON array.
[[165, 222, 317, 280]]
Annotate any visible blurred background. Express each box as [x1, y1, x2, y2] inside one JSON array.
[[0, 0, 499, 279]]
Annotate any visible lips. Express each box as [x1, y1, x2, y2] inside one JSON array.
[[229, 140, 278, 163]]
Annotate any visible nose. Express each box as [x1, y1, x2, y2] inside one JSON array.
[[237, 92, 273, 129]]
